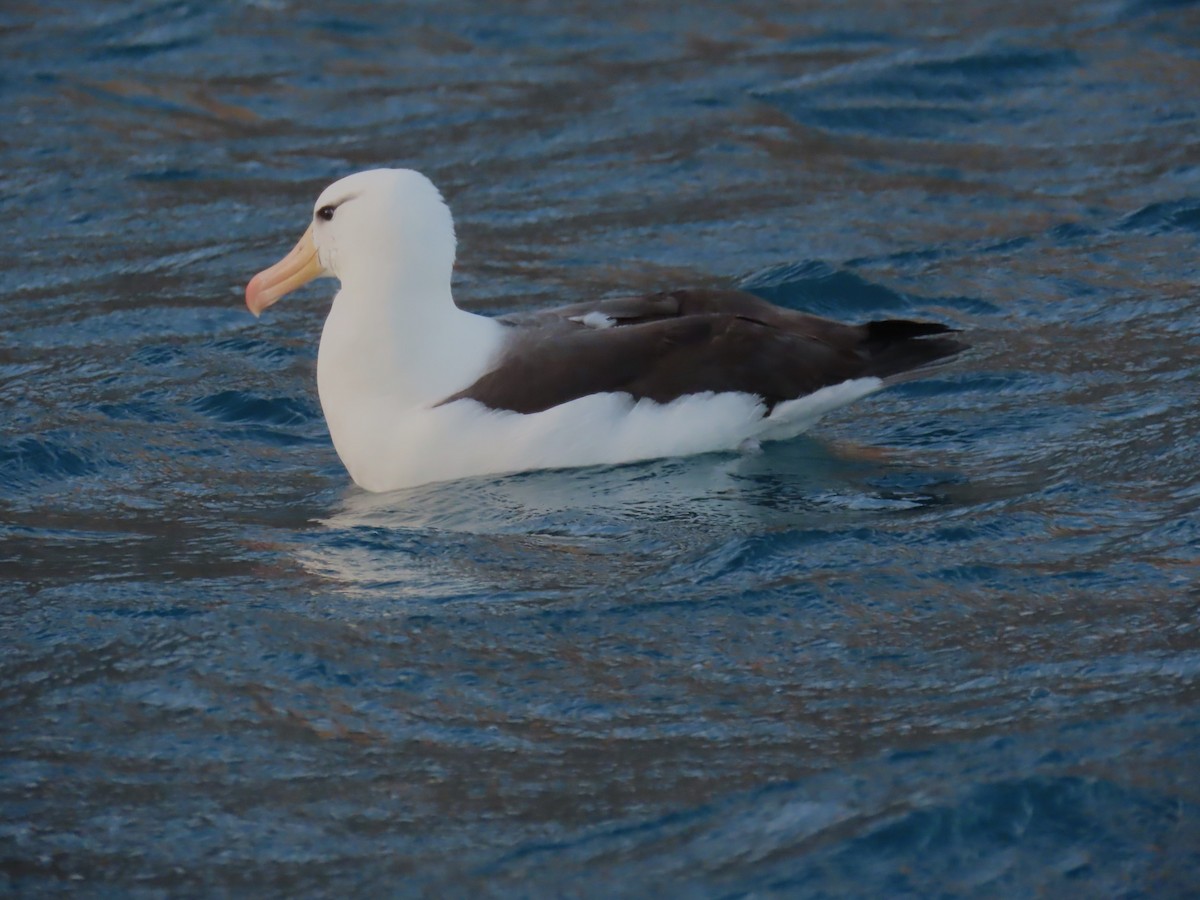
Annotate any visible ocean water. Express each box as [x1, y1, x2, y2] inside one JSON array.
[[2, 1, 1199, 896]]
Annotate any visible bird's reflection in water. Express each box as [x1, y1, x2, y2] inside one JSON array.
[[291, 437, 951, 600]]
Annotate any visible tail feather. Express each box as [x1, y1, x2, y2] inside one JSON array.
[[862, 319, 967, 379]]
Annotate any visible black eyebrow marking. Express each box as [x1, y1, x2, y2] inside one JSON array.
[[315, 192, 359, 216]]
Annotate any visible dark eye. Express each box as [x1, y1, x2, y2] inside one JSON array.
[[317, 205, 336, 222]]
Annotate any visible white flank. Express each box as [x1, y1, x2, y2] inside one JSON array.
[[339, 379, 884, 492]]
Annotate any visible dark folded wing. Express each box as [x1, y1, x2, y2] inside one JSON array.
[[451, 289, 964, 414]]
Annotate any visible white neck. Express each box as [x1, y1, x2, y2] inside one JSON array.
[[315, 275, 503, 478]]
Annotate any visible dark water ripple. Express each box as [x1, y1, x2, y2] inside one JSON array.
[[3, 0, 1200, 897]]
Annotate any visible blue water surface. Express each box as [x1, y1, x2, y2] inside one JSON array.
[[2, 1, 1199, 896]]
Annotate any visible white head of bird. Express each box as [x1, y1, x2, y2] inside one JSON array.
[[245, 168, 457, 316]]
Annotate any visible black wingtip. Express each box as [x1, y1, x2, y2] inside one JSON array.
[[866, 319, 959, 344], [863, 318, 968, 379]]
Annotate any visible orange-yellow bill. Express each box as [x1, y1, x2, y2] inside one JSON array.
[[245, 224, 323, 316]]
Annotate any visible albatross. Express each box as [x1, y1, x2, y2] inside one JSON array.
[[245, 168, 965, 492]]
